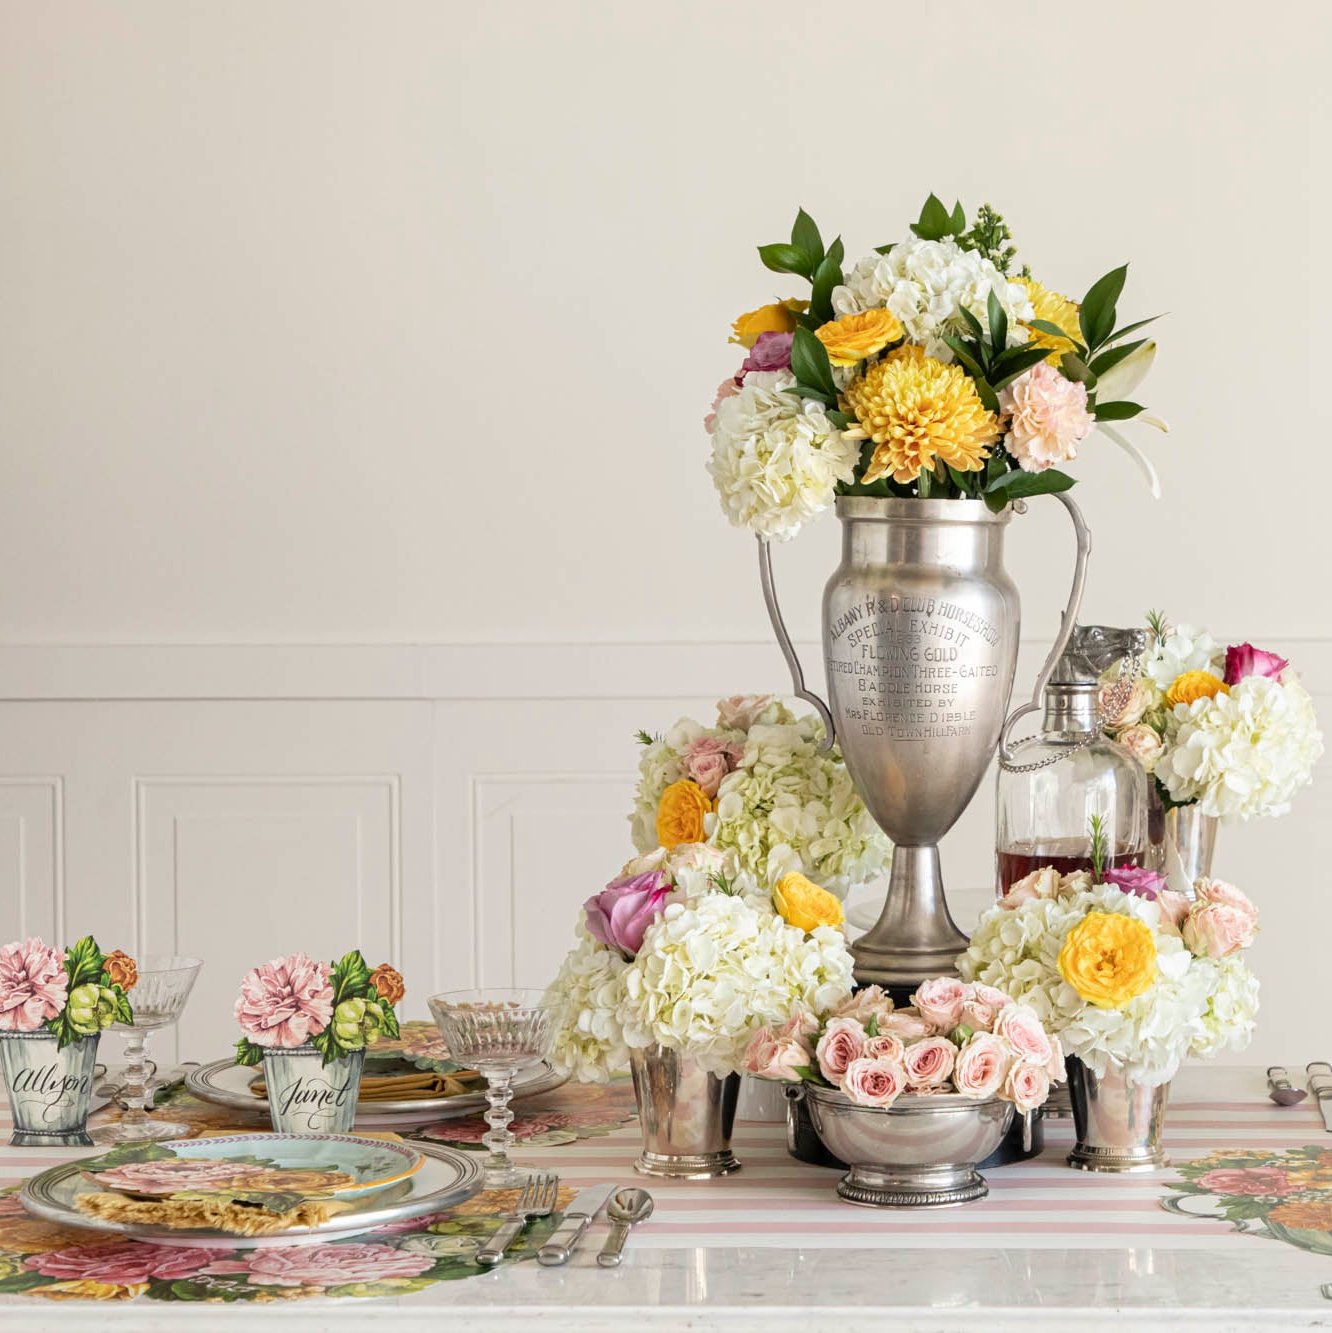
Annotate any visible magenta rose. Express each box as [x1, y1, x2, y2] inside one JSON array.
[[1223, 643, 1289, 686], [583, 869, 673, 960], [841, 1056, 907, 1108], [28, 1241, 230, 1284], [234, 952, 334, 1048], [682, 736, 735, 799], [1004, 1062, 1052, 1112], [0, 937, 68, 1033], [210, 1242, 434, 1288], [740, 331, 794, 376], [1198, 1166, 1290, 1196], [815, 1016, 867, 1083], [995, 1004, 1054, 1068], [902, 1036, 956, 1089], [911, 977, 966, 1030], [1102, 866, 1166, 900], [953, 1033, 1012, 1100]]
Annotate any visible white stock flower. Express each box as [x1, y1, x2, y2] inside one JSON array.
[[706, 371, 857, 541], [1157, 675, 1323, 819], [831, 238, 1034, 362], [1144, 624, 1221, 689]]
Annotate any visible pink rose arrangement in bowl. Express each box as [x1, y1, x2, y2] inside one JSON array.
[[741, 979, 1060, 1208]]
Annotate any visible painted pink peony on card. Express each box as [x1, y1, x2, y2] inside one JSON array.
[[0, 938, 68, 1032], [234, 952, 334, 1048]]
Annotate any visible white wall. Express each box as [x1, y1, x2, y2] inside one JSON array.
[[1, 4, 1329, 1066]]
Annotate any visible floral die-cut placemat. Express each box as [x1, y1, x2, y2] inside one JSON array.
[[1162, 1145, 1332, 1258], [408, 1076, 637, 1151], [0, 1184, 575, 1302]]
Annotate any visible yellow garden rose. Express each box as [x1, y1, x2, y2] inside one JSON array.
[[1166, 670, 1228, 708], [814, 309, 904, 366], [655, 780, 713, 849], [772, 873, 845, 932], [1057, 911, 1158, 1009], [729, 298, 807, 348]]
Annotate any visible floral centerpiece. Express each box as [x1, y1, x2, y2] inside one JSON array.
[[741, 979, 1060, 1113], [234, 950, 404, 1136], [959, 836, 1260, 1170], [707, 195, 1164, 539], [0, 936, 137, 1146], [546, 845, 853, 1176], [1102, 612, 1322, 822], [631, 694, 891, 897]]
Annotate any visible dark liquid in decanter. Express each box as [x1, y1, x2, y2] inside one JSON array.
[[996, 841, 1145, 897]]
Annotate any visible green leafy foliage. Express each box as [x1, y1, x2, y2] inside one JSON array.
[[910, 193, 966, 241], [1093, 400, 1145, 421], [1078, 265, 1128, 352], [982, 467, 1076, 513], [64, 935, 105, 988], [235, 1036, 264, 1066], [789, 326, 837, 404], [790, 208, 824, 268], [959, 202, 1020, 274], [757, 242, 812, 279], [634, 729, 659, 746]]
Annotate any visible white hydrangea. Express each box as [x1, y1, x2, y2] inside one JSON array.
[[831, 237, 1034, 362], [619, 890, 854, 1075], [1144, 623, 1221, 689], [959, 881, 1253, 1086], [706, 371, 858, 541], [1157, 675, 1324, 819], [545, 923, 630, 1083]]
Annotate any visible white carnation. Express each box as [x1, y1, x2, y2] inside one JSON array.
[[1157, 675, 1323, 819], [706, 371, 858, 540], [831, 237, 1033, 362]]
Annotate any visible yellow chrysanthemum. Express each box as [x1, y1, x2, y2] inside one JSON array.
[[814, 308, 904, 367], [655, 780, 713, 849], [773, 872, 845, 933], [1057, 911, 1157, 1010], [1166, 671, 1229, 708], [729, 299, 807, 349], [843, 345, 1000, 485], [1018, 277, 1081, 363]]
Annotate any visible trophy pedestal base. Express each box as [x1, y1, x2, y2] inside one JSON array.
[[850, 843, 969, 992]]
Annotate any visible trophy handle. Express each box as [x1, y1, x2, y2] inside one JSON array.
[[997, 491, 1092, 764], [756, 537, 836, 752]]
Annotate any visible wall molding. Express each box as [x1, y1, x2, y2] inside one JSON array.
[[2, 639, 1330, 702]]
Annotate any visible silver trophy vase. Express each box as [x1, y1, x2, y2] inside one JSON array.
[[760, 495, 1090, 990]]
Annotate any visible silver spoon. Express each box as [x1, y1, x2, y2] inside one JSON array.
[[597, 1187, 654, 1267]]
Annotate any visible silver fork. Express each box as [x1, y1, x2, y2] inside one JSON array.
[[476, 1172, 558, 1266]]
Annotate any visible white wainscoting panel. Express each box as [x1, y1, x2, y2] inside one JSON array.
[[0, 642, 1328, 1069]]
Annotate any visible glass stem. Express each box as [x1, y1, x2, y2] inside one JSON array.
[[121, 1030, 150, 1128], [482, 1069, 515, 1173]]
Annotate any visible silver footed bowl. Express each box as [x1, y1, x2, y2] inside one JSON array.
[[792, 1084, 1015, 1208]]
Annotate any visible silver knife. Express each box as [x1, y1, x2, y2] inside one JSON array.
[[1307, 1062, 1332, 1131], [537, 1184, 615, 1266]]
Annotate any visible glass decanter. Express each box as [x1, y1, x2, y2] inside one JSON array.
[[996, 625, 1149, 896]]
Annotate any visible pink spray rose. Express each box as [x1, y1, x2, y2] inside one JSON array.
[[960, 983, 1012, 1034], [209, 1242, 434, 1288], [995, 1004, 1054, 1068], [953, 1033, 1012, 1099], [703, 376, 742, 433], [998, 361, 1095, 473], [1156, 889, 1192, 933], [1117, 723, 1165, 769], [28, 1241, 230, 1284], [740, 331, 794, 376], [832, 985, 895, 1024], [0, 937, 68, 1033], [741, 1027, 809, 1083], [879, 1007, 936, 1041], [862, 1031, 906, 1063], [841, 1056, 907, 1108], [1195, 878, 1259, 932], [1005, 1062, 1052, 1112], [1223, 643, 1289, 686], [1100, 678, 1152, 729], [584, 870, 674, 960], [902, 1036, 956, 1089], [1182, 879, 1258, 957], [910, 977, 967, 1030], [1102, 866, 1167, 900], [1198, 1167, 1290, 1196], [716, 694, 776, 731], [1001, 866, 1064, 909], [815, 1016, 867, 1083], [682, 736, 735, 799], [780, 1009, 821, 1041], [234, 952, 334, 1049]]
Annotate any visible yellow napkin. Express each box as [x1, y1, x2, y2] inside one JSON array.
[[74, 1191, 350, 1237], [248, 1069, 482, 1103]]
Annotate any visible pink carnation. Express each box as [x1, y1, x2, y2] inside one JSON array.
[[234, 952, 334, 1048], [998, 362, 1095, 473], [0, 937, 68, 1033]]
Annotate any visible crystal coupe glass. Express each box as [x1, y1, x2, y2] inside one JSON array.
[[90, 955, 202, 1144], [428, 988, 554, 1186]]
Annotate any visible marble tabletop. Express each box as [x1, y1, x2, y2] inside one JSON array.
[[2, 1063, 1331, 1330]]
